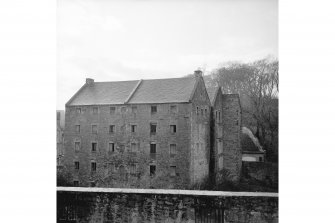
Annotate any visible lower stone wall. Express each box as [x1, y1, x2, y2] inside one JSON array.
[[57, 190, 278, 222]]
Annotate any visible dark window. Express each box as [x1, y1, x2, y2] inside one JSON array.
[[109, 125, 115, 133], [170, 105, 177, 114], [170, 125, 177, 133], [92, 142, 97, 152], [92, 125, 98, 134], [170, 166, 176, 176], [74, 161, 79, 170], [150, 123, 157, 134], [151, 105, 157, 114], [201, 108, 204, 116], [170, 144, 177, 157], [57, 112, 60, 121], [131, 106, 137, 113], [196, 107, 199, 115], [259, 157, 263, 162], [76, 108, 81, 114], [131, 125, 137, 133], [108, 142, 115, 153], [73, 181, 79, 187], [121, 107, 126, 113], [74, 142, 80, 152], [110, 107, 116, 114], [93, 107, 98, 114], [150, 165, 156, 176], [150, 143, 156, 159], [91, 162, 97, 172], [90, 181, 96, 187], [75, 125, 80, 133], [205, 108, 207, 115]]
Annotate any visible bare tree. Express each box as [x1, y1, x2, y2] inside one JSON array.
[[207, 57, 279, 161]]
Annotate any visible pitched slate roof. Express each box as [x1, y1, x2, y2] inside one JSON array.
[[68, 80, 139, 106], [241, 127, 265, 154], [67, 76, 198, 106], [128, 77, 197, 104], [206, 87, 222, 106]]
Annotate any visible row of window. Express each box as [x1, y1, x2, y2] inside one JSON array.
[[74, 105, 178, 115], [72, 163, 177, 184], [196, 106, 209, 117], [75, 124, 177, 134], [74, 141, 178, 157]]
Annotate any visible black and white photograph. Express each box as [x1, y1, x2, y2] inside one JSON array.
[[3, 0, 335, 223], [56, 0, 278, 222]]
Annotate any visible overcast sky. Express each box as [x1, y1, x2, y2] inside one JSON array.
[[57, 0, 278, 110]]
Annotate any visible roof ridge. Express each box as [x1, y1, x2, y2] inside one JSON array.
[[94, 76, 194, 83]]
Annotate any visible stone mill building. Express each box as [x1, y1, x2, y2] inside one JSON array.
[[62, 70, 241, 189]]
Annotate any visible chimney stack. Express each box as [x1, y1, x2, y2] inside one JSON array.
[[194, 69, 203, 78], [86, 78, 94, 85]]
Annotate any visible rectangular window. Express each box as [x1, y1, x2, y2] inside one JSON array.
[[130, 164, 137, 174], [218, 140, 223, 154], [74, 142, 80, 152], [219, 111, 221, 122], [73, 180, 79, 187], [131, 143, 137, 153], [110, 107, 116, 114], [170, 125, 176, 133], [131, 125, 137, 133], [109, 125, 115, 133], [91, 142, 97, 152], [150, 143, 156, 159], [90, 181, 96, 187], [91, 162, 97, 172], [201, 108, 204, 116], [57, 112, 60, 121], [76, 108, 81, 114], [74, 161, 79, 170], [108, 142, 115, 153], [218, 157, 223, 169], [196, 107, 199, 115], [92, 125, 98, 134], [170, 105, 177, 114], [170, 166, 176, 177], [75, 125, 80, 133], [170, 144, 177, 157], [93, 107, 98, 114], [131, 106, 137, 113], [150, 123, 157, 134], [121, 106, 126, 113], [150, 165, 156, 176], [205, 108, 207, 115], [259, 157, 263, 162], [151, 105, 157, 114]]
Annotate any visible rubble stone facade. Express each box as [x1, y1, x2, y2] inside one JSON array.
[[210, 89, 242, 184], [63, 73, 211, 189]]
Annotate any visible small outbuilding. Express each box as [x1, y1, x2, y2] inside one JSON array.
[[241, 127, 265, 162]]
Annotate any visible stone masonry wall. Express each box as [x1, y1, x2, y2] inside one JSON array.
[[189, 77, 211, 186], [211, 89, 224, 184], [63, 102, 192, 189], [221, 94, 242, 182]]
